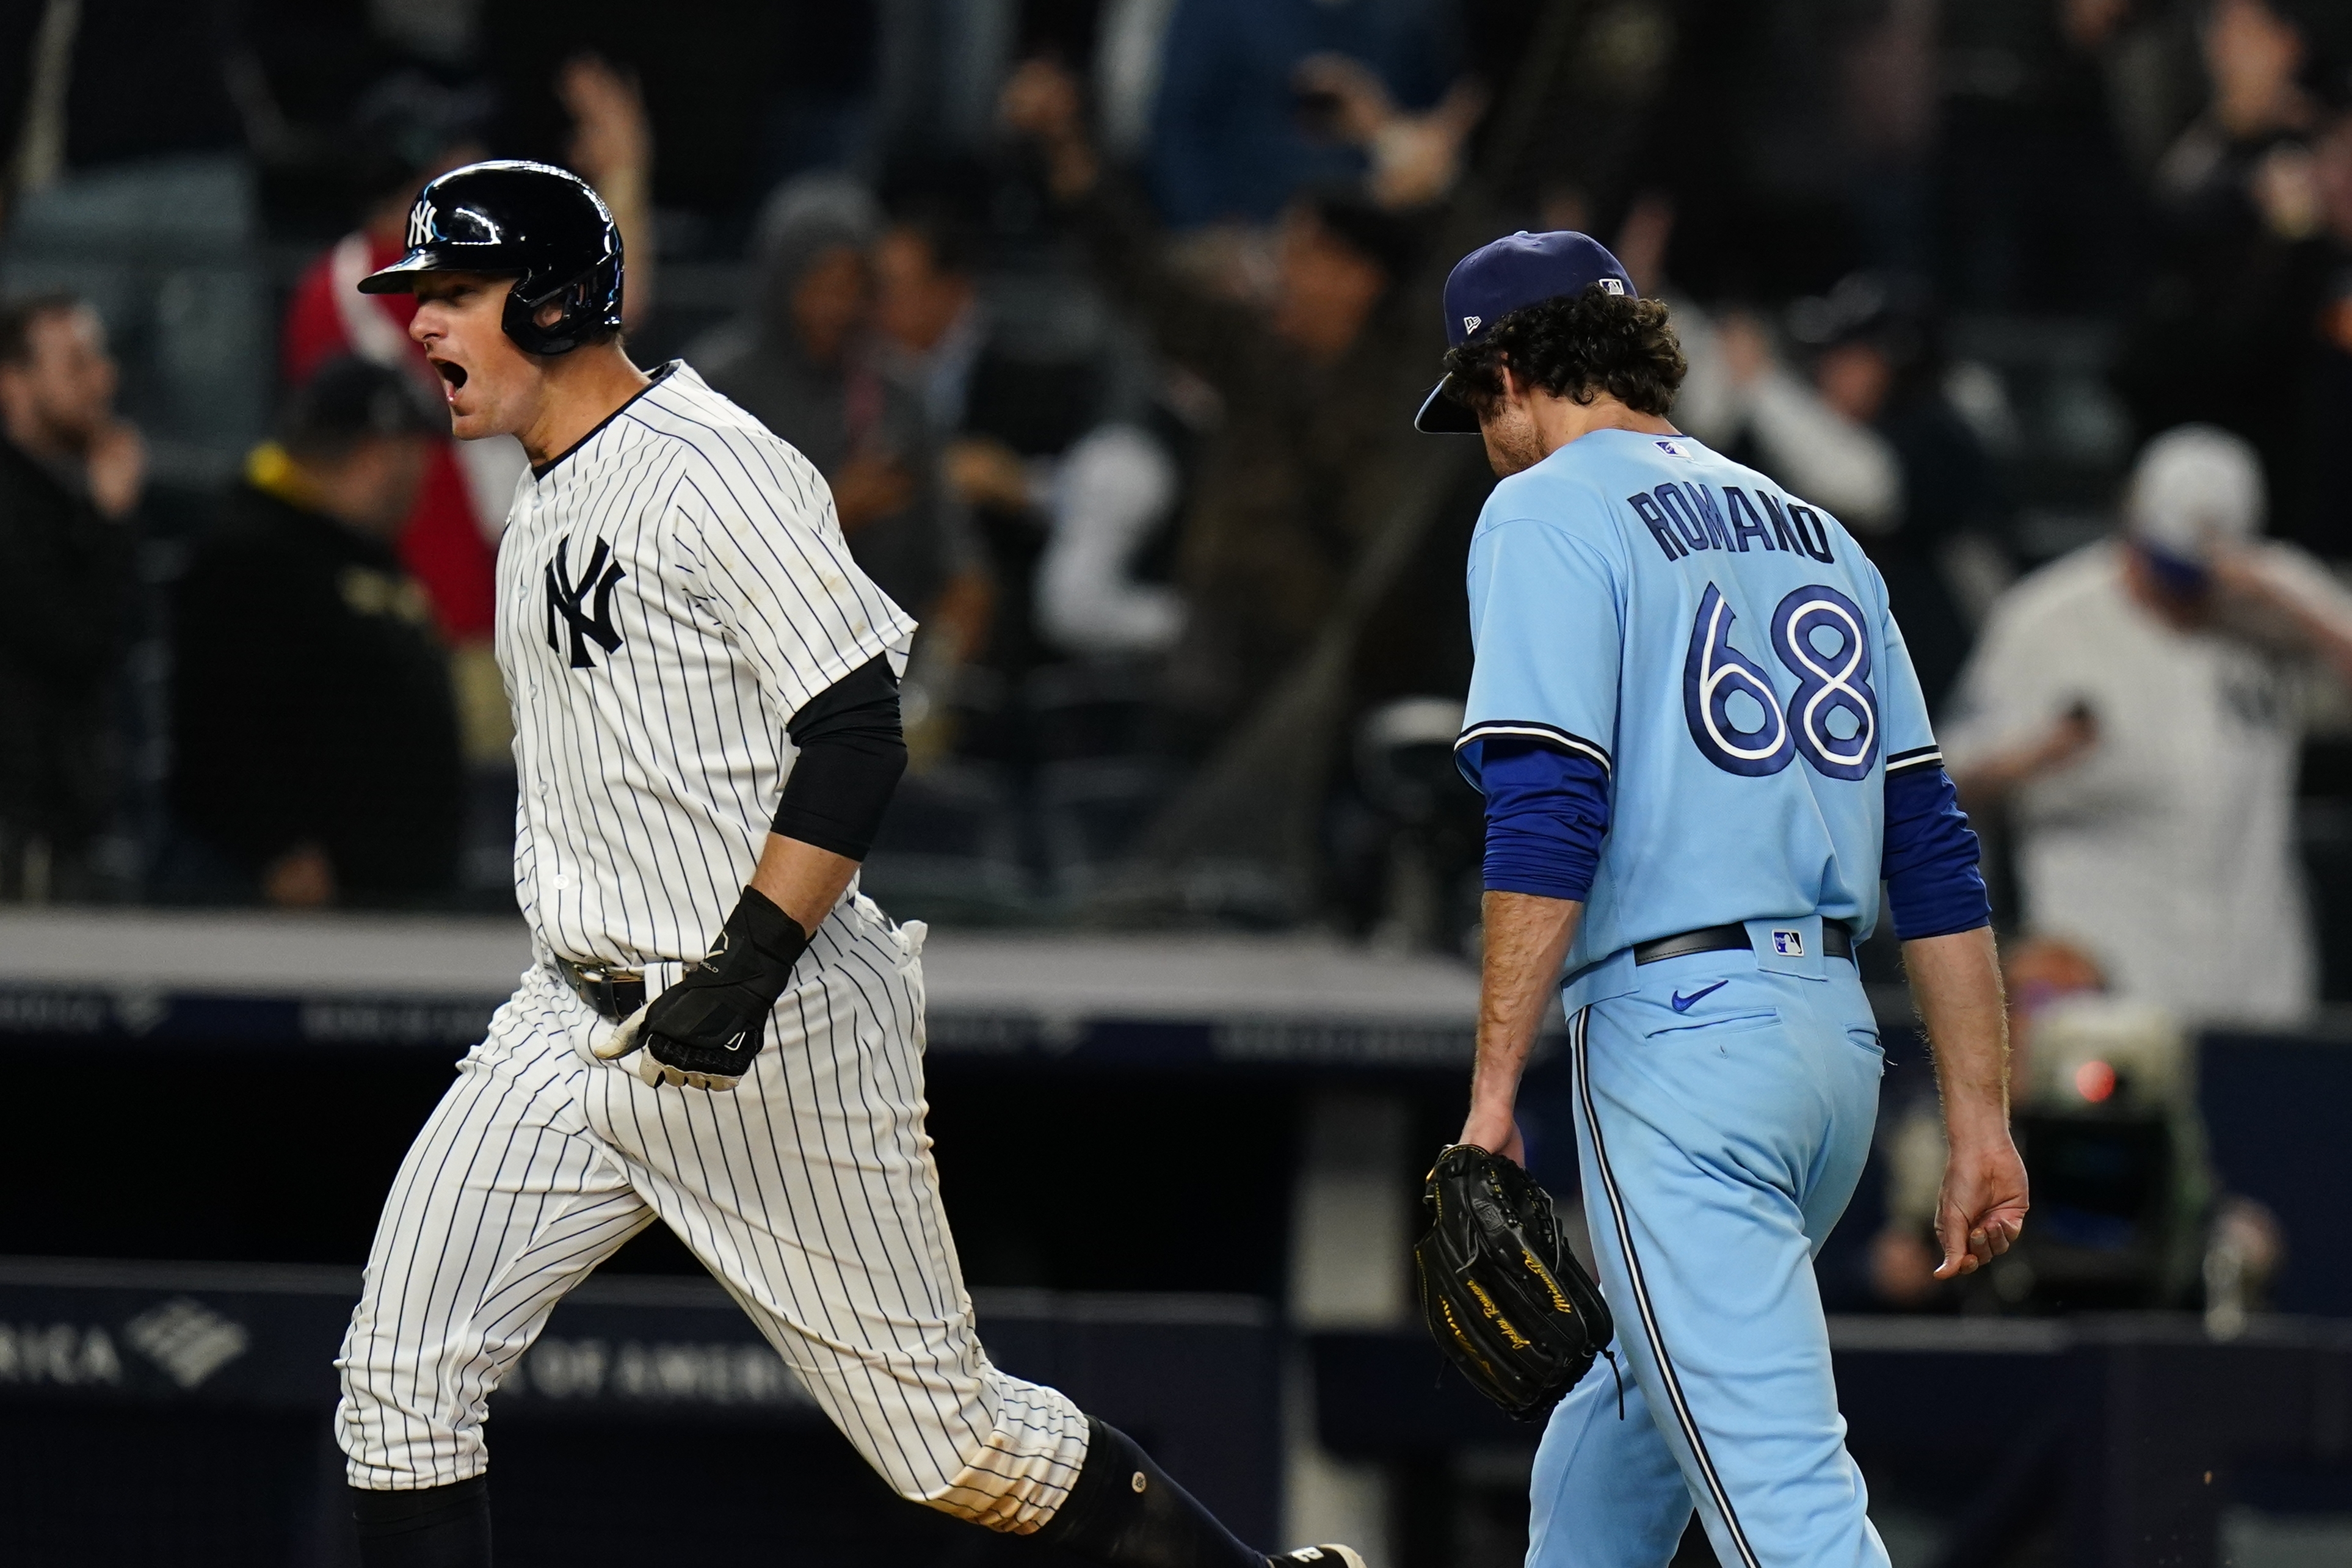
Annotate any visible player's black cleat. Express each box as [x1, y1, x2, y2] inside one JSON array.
[[1266, 1549, 1367, 1568]]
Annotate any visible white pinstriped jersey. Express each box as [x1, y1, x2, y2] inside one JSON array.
[[496, 361, 916, 966], [338, 362, 1097, 1516]]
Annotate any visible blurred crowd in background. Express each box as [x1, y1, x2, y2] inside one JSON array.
[[6, 0, 2352, 1310]]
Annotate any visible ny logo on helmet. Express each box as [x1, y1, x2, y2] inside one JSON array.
[[545, 536, 625, 669], [407, 198, 438, 249]]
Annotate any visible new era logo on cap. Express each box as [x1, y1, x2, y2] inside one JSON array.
[[1415, 230, 1639, 433]]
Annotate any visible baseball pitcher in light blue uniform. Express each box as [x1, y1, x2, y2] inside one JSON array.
[[1415, 233, 2031, 1567]]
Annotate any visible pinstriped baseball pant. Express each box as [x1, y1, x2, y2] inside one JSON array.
[[334, 895, 1091, 1531]]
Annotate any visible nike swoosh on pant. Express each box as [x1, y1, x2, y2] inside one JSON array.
[[1670, 981, 1729, 1012]]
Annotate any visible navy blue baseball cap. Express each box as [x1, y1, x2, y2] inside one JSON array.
[[1414, 230, 1637, 433]]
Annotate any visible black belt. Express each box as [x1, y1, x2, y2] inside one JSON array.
[[555, 956, 647, 1023], [1637, 918, 1851, 965], [1566, 918, 1853, 990]]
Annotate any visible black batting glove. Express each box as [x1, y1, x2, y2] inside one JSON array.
[[593, 887, 810, 1089]]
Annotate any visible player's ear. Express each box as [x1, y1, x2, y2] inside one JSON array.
[[534, 299, 566, 330]]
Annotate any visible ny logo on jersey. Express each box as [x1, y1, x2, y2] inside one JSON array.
[[545, 536, 626, 669]]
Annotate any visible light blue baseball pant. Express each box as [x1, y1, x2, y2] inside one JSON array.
[[1528, 931, 1891, 1568]]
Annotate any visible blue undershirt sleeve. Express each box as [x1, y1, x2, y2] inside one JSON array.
[[1881, 763, 1991, 940], [1480, 738, 1611, 902]]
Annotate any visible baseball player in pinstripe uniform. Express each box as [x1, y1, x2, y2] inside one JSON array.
[[335, 160, 1360, 1568]]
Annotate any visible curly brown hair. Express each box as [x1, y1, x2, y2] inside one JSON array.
[[1440, 286, 1686, 419]]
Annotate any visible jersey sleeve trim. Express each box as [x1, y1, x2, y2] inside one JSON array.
[[1456, 720, 1613, 775], [1886, 744, 1943, 774]]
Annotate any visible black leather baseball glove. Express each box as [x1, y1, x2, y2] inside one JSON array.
[[1414, 1144, 1616, 1421]]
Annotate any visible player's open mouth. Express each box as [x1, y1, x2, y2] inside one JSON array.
[[432, 358, 468, 394]]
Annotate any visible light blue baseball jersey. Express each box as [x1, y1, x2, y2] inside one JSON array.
[[1456, 428, 1939, 972]]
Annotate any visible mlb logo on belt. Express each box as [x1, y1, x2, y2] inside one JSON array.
[[1772, 929, 1804, 957]]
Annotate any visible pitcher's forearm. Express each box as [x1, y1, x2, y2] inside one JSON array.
[[1470, 890, 1583, 1120], [1903, 925, 2009, 1141]]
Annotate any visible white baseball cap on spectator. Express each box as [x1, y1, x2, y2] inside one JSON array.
[[2124, 424, 2265, 594]]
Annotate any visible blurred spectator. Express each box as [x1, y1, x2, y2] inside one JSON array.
[[1943, 425, 2352, 1025], [1035, 423, 1188, 658], [1837, 0, 1940, 277], [278, 62, 654, 770], [0, 294, 142, 902], [1006, 57, 1437, 747], [1095, 0, 1183, 164], [1619, 198, 1902, 536], [1673, 301, 1906, 534], [2119, 93, 2352, 557], [1147, 0, 1461, 226], [862, 186, 1035, 752], [1667, 256, 2004, 712], [693, 175, 971, 635], [168, 358, 462, 909], [553, 56, 660, 330], [1288, 52, 1487, 214], [2150, 0, 2323, 262], [871, 191, 1004, 662], [279, 75, 504, 694], [1936, 0, 2149, 307], [869, 178, 1180, 668], [1780, 273, 2008, 711], [2304, 101, 2352, 556], [872, 194, 989, 436]]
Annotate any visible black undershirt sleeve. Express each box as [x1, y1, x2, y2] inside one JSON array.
[[771, 653, 908, 861]]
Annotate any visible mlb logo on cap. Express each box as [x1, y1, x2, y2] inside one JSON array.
[[1415, 230, 1638, 433]]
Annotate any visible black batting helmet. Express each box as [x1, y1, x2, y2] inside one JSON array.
[[359, 160, 623, 355]]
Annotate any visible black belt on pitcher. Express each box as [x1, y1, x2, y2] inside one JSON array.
[[554, 956, 648, 1023], [1565, 919, 1853, 990], [1636, 918, 1852, 966]]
